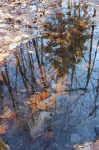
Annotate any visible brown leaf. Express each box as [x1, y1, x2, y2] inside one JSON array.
[[0, 106, 11, 119], [30, 92, 48, 102], [30, 104, 36, 113], [37, 101, 46, 111], [0, 123, 8, 135], [0, 53, 9, 61], [7, 112, 16, 122]]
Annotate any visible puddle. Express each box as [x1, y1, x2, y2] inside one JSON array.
[[0, 0, 99, 150]]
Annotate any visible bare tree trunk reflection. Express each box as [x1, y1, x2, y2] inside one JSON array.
[[85, 24, 95, 88], [32, 39, 47, 87], [1, 61, 16, 110]]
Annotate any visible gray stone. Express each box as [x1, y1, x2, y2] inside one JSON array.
[[28, 111, 52, 138]]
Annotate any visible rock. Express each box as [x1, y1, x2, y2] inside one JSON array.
[[74, 142, 93, 150], [28, 111, 52, 138]]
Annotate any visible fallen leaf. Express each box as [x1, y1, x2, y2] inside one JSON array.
[[37, 101, 46, 111], [0, 106, 11, 119], [30, 91, 48, 102], [30, 104, 36, 113], [7, 112, 17, 122], [0, 53, 9, 61], [0, 123, 8, 135]]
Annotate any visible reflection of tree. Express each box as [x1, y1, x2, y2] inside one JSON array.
[[0, 3, 99, 149], [85, 24, 95, 88], [40, 1, 91, 78], [1, 60, 16, 109], [0, 1, 99, 115]]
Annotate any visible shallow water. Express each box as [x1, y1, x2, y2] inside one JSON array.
[[0, 0, 99, 149]]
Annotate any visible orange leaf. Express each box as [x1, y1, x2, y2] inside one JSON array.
[[0, 106, 11, 119], [37, 101, 46, 111], [0, 123, 8, 135], [7, 112, 17, 122], [30, 104, 36, 113], [35, 94, 41, 101], [35, 92, 48, 101]]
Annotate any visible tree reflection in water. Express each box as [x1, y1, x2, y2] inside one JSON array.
[[0, 0, 99, 148]]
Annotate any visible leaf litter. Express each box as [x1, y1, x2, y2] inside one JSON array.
[[0, 106, 16, 135]]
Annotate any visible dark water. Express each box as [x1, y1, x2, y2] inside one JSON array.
[[0, 0, 99, 149]]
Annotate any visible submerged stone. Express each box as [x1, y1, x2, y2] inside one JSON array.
[[28, 111, 52, 138]]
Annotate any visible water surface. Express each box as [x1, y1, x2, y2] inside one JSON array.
[[0, 0, 99, 149]]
